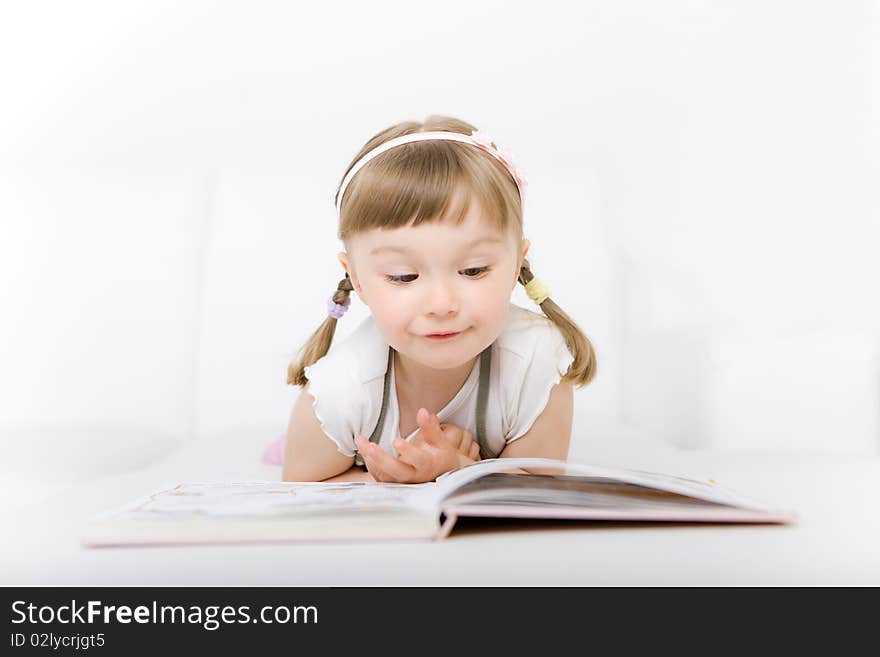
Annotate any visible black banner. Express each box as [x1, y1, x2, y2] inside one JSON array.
[[1, 587, 873, 653]]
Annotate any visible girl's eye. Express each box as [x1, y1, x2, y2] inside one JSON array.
[[384, 267, 491, 285], [385, 274, 418, 284], [461, 266, 490, 278]]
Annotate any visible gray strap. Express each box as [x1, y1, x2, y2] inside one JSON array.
[[475, 345, 493, 459], [368, 347, 394, 445], [355, 348, 393, 469]]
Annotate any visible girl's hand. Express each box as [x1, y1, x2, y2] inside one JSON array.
[[410, 419, 482, 462], [354, 408, 479, 483]]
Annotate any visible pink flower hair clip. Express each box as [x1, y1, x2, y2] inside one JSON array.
[[470, 129, 528, 192]]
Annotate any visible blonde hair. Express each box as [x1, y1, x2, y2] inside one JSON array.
[[287, 115, 596, 388]]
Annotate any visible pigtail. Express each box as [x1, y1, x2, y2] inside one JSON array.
[[286, 273, 354, 387], [518, 258, 597, 388]]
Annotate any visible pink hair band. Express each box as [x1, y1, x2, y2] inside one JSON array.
[[334, 129, 527, 216]]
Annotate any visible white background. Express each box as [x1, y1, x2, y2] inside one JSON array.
[[1, 1, 878, 497]]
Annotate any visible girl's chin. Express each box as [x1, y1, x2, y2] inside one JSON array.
[[414, 350, 483, 371]]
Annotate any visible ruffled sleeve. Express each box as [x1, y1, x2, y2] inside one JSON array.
[[504, 320, 574, 444], [302, 353, 361, 457]]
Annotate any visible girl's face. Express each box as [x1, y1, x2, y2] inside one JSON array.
[[339, 200, 530, 371]]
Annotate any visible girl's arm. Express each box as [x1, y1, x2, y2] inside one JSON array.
[[322, 465, 376, 483], [497, 382, 574, 475], [282, 383, 357, 482]]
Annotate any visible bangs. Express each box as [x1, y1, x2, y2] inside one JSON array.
[[336, 138, 520, 242]]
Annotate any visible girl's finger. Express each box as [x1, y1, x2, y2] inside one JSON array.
[[457, 431, 474, 454], [469, 441, 480, 461], [360, 439, 416, 482], [416, 408, 444, 447], [394, 437, 430, 470], [366, 454, 393, 483], [356, 448, 382, 482], [356, 436, 390, 482]]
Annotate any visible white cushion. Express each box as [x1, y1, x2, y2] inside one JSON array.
[[0, 166, 200, 480]]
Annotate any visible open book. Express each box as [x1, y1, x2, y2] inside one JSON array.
[[81, 458, 796, 547]]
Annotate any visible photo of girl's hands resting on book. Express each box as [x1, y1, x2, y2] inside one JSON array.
[[355, 408, 481, 484]]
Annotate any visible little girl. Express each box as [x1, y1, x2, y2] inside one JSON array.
[[270, 115, 596, 484]]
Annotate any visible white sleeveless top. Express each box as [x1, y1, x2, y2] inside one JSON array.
[[302, 303, 574, 467]]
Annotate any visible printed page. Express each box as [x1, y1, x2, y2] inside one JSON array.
[[430, 458, 782, 512], [81, 481, 441, 547], [440, 473, 736, 510], [101, 481, 438, 519]]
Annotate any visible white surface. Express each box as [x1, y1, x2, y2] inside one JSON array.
[[0, 166, 202, 440], [2, 435, 878, 586]]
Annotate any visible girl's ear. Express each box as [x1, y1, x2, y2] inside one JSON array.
[[337, 251, 366, 300], [511, 238, 532, 289], [515, 238, 531, 280]]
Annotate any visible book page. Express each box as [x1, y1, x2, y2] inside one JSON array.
[[94, 480, 437, 522], [441, 473, 733, 510], [81, 481, 443, 546], [431, 458, 779, 512]]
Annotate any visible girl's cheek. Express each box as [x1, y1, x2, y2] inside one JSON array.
[[374, 288, 408, 309]]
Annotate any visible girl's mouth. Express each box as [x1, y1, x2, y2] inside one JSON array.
[[424, 331, 461, 340]]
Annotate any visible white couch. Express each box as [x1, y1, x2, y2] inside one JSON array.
[[2, 162, 879, 512]]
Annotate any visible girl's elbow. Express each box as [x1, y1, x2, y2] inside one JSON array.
[[282, 461, 326, 482], [282, 455, 354, 482]]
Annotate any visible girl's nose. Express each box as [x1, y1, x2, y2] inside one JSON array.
[[424, 279, 459, 315]]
